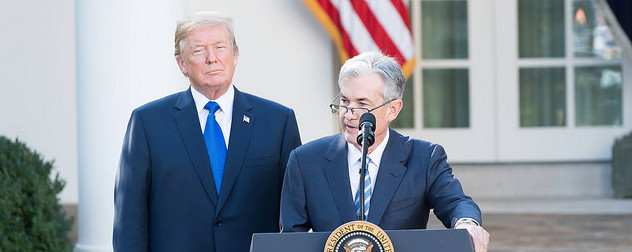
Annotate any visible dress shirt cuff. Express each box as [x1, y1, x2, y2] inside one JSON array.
[[453, 217, 480, 228]]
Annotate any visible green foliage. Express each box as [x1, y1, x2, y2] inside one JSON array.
[[0, 136, 73, 252]]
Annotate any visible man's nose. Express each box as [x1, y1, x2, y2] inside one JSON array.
[[343, 108, 358, 120], [206, 49, 218, 63]]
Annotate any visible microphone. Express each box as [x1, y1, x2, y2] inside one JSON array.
[[357, 113, 376, 147], [356, 113, 375, 221]]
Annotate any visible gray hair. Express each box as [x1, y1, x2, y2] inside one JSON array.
[[338, 51, 405, 101], [174, 11, 239, 57]]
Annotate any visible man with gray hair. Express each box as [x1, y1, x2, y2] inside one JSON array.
[[280, 51, 489, 251], [114, 11, 301, 252]]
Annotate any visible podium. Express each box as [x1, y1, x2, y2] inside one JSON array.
[[250, 229, 474, 252]]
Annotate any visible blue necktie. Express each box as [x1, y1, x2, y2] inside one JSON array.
[[355, 157, 372, 217], [204, 101, 227, 195]]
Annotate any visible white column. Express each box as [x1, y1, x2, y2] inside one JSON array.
[[75, 0, 183, 251]]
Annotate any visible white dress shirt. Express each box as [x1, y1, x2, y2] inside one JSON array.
[[191, 85, 234, 148], [347, 129, 390, 204]]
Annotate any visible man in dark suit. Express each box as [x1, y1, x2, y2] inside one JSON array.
[[280, 51, 489, 251], [113, 11, 301, 252]]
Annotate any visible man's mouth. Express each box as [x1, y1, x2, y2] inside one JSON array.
[[206, 69, 223, 74], [345, 122, 358, 131]]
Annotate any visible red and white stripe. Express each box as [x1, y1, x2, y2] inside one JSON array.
[[304, 0, 416, 78]]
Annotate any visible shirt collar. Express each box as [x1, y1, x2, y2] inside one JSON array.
[[347, 129, 390, 168], [191, 85, 235, 116]]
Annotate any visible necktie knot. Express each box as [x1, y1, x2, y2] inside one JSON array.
[[358, 157, 372, 172], [205, 101, 221, 114]]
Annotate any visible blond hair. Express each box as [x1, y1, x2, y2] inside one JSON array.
[[174, 11, 239, 57]]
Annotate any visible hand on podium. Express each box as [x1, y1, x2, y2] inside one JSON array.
[[456, 223, 490, 252]]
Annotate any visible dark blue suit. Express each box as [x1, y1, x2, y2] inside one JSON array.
[[280, 128, 480, 232], [114, 87, 301, 252]]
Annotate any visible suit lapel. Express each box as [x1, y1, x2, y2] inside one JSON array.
[[173, 89, 219, 206], [323, 135, 358, 223], [216, 88, 254, 215], [367, 128, 407, 225]]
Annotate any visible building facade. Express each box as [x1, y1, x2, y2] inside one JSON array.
[[0, 0, 630, 251]]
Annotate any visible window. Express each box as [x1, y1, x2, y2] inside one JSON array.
[[517, 0, 623, 128], [398, 0, 630, 162], [394, 0, 471, 129]]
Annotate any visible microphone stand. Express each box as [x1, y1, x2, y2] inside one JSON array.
[[358, 125, 370, 221]]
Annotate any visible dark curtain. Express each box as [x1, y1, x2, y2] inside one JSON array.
[[607, 0, 632, 40]]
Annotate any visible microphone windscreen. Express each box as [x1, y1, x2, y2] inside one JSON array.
[[359, 113, 376, 131]]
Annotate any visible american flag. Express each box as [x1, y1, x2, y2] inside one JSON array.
[[303, 0, 416, 78]]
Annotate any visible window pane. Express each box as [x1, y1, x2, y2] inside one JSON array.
[[575, 66, 622, 126], [519, 0, 565, 58], [392, 77, 414, 128], [421, 0, 468, 59], [519, 67, 566, 127], [573, 0, 622, 59], [423, 69, 469, 128]]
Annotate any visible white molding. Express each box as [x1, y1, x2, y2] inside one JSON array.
[[74, 244, 112, 252]]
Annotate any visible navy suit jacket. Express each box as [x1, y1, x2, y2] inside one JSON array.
[[114, 87, 301, 252], [280, 128, 480, 232]]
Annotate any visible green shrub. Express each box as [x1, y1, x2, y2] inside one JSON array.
[[0, 136, 73, 252]]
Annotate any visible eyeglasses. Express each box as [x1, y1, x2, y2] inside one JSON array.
[[329, 97, 396, 116]]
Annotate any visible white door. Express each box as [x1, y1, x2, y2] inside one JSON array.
[[397, 0, 496, 162], [494, 0, 632, 162], [395, 0, 632, 162]]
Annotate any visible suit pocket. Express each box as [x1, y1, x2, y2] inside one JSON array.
[[244, 156, 277, 169]]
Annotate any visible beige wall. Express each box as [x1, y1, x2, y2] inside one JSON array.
[[0, 0, 77, 203]]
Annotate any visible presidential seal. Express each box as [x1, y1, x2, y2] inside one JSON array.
[[324, 221, 394, 252]]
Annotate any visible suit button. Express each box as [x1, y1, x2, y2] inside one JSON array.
[[214, 219, 222, 226]]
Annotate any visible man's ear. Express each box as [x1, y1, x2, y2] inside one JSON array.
[[386, 99, 403, 122], [175, 56, 188, 76]]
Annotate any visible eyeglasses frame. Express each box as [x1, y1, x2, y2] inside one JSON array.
[[329, 95, 397, 116]]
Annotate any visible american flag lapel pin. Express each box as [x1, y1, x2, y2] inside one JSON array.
[[243, 115, 250, 123]]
